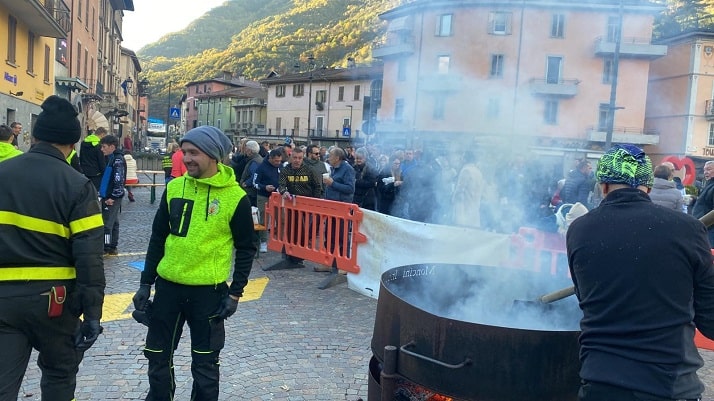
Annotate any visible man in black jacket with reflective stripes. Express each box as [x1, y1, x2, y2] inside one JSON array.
[[0, 96, 105, 401]]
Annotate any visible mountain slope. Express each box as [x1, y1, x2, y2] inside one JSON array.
[[138, 0, 293, 59], [139, 0, 395, 121]]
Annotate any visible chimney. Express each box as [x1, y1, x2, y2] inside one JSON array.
[[347, 57, 356, 69]]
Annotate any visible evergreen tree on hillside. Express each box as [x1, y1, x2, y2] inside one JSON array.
[[655, 0, 714, 38]]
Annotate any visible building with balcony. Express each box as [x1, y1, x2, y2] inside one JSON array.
[[91, 0, 134, 138], [184, 72, 263, 136], [645, 30, 714, 162], [373, 0, 665, 162], [190, 86, 267, 144], [260, 64, 383, 146], [0, 0, 71, 150]]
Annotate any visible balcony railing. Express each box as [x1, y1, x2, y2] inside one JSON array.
[[1, 0, 70, 37], [372, 36, 415, 59], [586, 125, 660, 145], [594, 36, 667, 59], [529, 78, 580, 97]]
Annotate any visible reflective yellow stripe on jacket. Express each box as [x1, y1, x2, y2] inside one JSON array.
[[0, 211, 103, 238], [0, 267, 76, 280]]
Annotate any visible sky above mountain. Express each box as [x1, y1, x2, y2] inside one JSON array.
[[122, 0, 228, 51]]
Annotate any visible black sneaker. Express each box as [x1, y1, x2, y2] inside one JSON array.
[[104, 248, 118, 256]]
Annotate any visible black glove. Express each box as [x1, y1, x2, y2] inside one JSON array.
[[214, 295, 239, 320], [74, 319, 103, 352], [132, 300, 153, 327], [132, 284, 152, 311]]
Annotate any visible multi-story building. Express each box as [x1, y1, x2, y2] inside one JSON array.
[[0, 0, 135, 151], [184, 72, 263, 135], [115, 47, 142, 142], [373, 0, 666, 164], [55, 0, 95, 104], [260, 64, 383, 146], [91, 0, 134, 138], [0, 0, 71, 150], [192, 86, 267, 144], [646, 31, 714, 163]]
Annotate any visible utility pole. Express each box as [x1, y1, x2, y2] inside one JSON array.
[[165, 81, 172, 142], [604, 0, 624, 150], [305, 54, 315, 140]]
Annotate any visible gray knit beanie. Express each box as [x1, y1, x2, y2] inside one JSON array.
[[180, 126, 232, 161]]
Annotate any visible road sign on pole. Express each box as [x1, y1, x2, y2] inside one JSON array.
[[169, 107, 180, 119], [342, 127, 351, 137]]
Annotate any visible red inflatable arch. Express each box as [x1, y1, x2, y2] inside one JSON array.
[[661, 156, 696, 186]]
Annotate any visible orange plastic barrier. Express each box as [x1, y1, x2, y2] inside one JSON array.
[[510, 227, 569, 277], [264, 192, 367, 274]]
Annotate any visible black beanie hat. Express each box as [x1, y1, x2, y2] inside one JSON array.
[[33, 95, 82, 145]]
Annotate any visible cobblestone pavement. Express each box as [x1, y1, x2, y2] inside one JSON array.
[[14, 187, 714, 400]]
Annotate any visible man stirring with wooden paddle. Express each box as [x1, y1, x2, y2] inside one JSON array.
[[567, 144, 714, 401]]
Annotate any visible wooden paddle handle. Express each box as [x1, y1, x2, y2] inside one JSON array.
[[540, 286, 576, 304], [536, 210, 714, 306], [700, 209, 714, 229]]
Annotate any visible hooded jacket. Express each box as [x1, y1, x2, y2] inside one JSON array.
[[141, 164, 256, 297], [0, 142, 22, 162], [79, 134, 105, 177]]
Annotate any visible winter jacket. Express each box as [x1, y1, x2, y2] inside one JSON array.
[[353, 163, 376, 209], [0, 142, 22, 162], [141, 163, 256, 298], [170, 149, 186, 178], [325, 161, 355, 203], [79, 134, 105, 178], [648, 177, 684, 211], [0, 142, 105, 319], [254, 157, 280, 197], [99, 150, 126, 200], [124, 154, 138, 183], [304, 157, 328, 198], [693, 179, 714, 220], [279, 162, 321, 198], [239, 153, 262, 200], [561, 169, 595, 207], [567, 188, 714, 400]]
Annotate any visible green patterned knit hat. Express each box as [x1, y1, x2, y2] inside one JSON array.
[[596, 144, 654, 189]]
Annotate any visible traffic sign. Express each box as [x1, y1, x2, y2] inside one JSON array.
[[169, 107, 180, 119], [361, 120, 375, 136], [342, 127, 351, 137]]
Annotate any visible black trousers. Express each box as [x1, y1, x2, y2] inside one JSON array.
[[579, 381, 701, 401], [0, 293, 82, 401], [144, 278, 227, 401]]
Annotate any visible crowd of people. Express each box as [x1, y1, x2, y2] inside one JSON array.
[[5, 98, 714, 401]]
